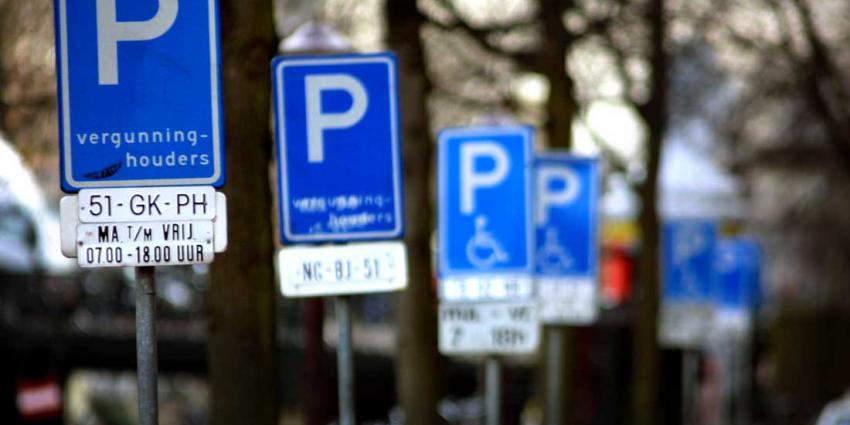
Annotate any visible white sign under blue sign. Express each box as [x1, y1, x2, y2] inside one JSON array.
[[272, 53, 404, 243], [54, 0, 225, 192]]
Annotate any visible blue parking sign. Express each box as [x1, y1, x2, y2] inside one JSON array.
[[55, 0, 225, 192], [714, 238, 762, 311], [535, 155, 599, 278], [662, 219, 718, 302], [438, 126, 533, 276], [272, 53, 404, 243]]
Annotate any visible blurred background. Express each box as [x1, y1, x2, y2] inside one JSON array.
[[0, 0, 849, 424]]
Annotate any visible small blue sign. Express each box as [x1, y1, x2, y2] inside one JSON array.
[[272, 53, 404, 243], [534, 155, 599, 278], [662, 219, 718, 302], [55, 0, 225, 192], [438, 126, 533, 276], [714, 238, 762, 310]]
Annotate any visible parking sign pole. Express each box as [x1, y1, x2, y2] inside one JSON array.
[[682, 350, 698, 425], [485, 355, 502, 425], [135, 266, 158, 425], [546, 326, 565, 425], [336, 296, 356, 425], [738, 339, 751, 425]]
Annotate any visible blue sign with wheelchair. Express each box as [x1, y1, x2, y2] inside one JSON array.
[[534, 155, 599, 278], [662, 219, 718, 302], [714, 238, 762, 311], [438, 126, 533, 276], [272, 53, 404, 243], [55, 0, 225, 192]]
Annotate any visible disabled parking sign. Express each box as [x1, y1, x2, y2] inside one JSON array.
[[437, 126, 534, 302], [714, 238, 762, 313], [535, 155, 599, 324], [54, 0, 225, 192], [663, 219, 717, 302]]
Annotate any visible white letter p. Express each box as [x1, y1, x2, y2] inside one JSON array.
[[536, 165, 580, 225], [460, 142, 510, 215], [305, 74, 369, 163], [96, 0, 179, 85]]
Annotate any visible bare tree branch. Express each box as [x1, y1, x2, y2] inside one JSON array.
[[425, 0, 542, 68], [432, 86, 505, 110], [776, 0, 850, 170]]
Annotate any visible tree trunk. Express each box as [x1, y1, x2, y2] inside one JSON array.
[[385, 2, 442, 424], [536, 2, 577, 424], [539, 0, 576, 150], [632, 0, 667, 424], [209, 2, 279, 425], [0, 0, 8, 129]]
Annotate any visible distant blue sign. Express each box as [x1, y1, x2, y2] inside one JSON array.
[[662, 220, 718, 302], [272, 53, 403, 243], [534, 155, 599, 278], [438, 126, 533, 276], [55, 0, 225, 192], [714, 238, 762, 310]]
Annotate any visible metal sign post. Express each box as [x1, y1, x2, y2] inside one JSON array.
[[545, 327, 565, 425], [336, 296, 355, 425], [681, 350, 699, 425], [485, 356, 502, 425], [135, 266, 158, 425]]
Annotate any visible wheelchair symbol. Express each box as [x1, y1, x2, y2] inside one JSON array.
[[673, 224, 707, 265], [538, 227, 573, 272], [672, 224, 710, 297], [466, 215, 509, 268]]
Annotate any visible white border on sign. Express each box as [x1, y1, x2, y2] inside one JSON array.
[[274, 54, 404, 242], [58, 0, 223, 189], [437, 126, 535, 277]]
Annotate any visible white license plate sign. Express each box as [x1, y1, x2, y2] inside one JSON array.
[[439, 275, 534, 302], [278, 242, 408, 297], [538, 277, 598, 325], [659, 302, 713, 349], [76, 221, 214, 268], [439, 301, 540, 355], [78, 186, 216, 222]]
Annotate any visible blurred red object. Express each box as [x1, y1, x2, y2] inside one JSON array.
[[601, 246, 633, 306], [16, 378, 62, 421]]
